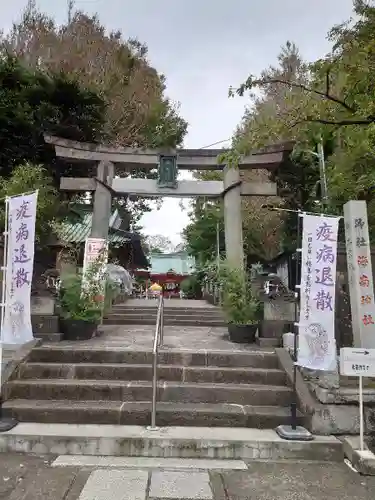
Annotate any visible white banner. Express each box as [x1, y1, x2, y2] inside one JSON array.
[[297, 214, 340, 370], [2, 192, 38, 344]]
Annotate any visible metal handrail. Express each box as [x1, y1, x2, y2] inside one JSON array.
[[148, 293, 164, 430]]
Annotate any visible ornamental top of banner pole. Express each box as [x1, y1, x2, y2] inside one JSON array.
[[300, 211, 343, 219], [2, 189, 39, 203]]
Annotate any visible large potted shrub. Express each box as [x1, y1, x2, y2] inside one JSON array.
[[58, 272, 102, 340], [219, 264, 260, 343], [58, 254, 114, 341]]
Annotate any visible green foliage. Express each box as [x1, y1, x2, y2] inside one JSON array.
[[0, 2, 188, 224], [183, 202, 224, 265], [216, 263, 260, 325], [0, 163, 59, 243], [183, 170, 224, 266], [58, 250, 113, 322], [228, 2, 375, 247], [0, 56, 105, 184], [180, 274, 202, 299], [58, 273, 102, 322]]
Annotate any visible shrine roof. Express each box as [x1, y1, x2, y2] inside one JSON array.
[[58, 211, 128, 244], [148, 252, 195, 275]]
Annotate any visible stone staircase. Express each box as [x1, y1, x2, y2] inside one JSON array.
[[3, 345, 303, 428], [103, 303, 227, 327]]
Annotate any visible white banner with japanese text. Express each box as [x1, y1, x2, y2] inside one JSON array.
[[2, 192, 38, 344], [297, 214, 340, 370]]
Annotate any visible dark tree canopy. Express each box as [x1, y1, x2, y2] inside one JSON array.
[[0, 56, 106, 184]]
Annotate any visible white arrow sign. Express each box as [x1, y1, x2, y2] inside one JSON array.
[[340, 347, 375, 377]]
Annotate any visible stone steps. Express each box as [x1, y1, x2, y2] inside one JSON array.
[[106, 312, 224, 320], [5, 380, 293, 406], [2, 400, 302, 428], [105, 305, 226, 327], [0, 423, 343, 461], [35, 333, 64, 342], [108, 311, 222, 317], [3, 346, 294, 429], [103, 317, 226, 326], [110, 306, 223, 314], [19, 362, 286, 385], [111, 306, 222, 313], [26, 347, 279, 368]]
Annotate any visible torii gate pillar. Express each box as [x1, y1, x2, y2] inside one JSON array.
[[223, 165, 244, 268], [91, 161, 114, 239]]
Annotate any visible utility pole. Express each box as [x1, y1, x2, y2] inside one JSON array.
[[317, 139, 329, 209], [216, 220, 220, 267], [306, 138, 329, 209]]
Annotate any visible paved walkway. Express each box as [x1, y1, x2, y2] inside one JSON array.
[[2, 454, 375, 499], [51, 324, 269, 351], [95, 324, 267, 350]]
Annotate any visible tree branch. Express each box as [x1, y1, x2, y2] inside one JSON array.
[[291, 116, 375, 127], [248, 76, 356, 113], [325, 68, 330, 96]]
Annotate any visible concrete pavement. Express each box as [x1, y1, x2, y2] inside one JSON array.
[[1, 453, 375, 499]]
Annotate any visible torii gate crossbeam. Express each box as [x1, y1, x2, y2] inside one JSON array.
[[45, 135, 293, 267]]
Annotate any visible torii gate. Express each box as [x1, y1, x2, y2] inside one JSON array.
[[44, 135, 292, 267]]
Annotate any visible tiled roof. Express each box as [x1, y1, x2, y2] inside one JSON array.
[[58, 210, 130, 244]]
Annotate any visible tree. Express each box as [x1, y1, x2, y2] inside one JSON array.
[[231, 0, 375, 231], [0, 55, 106, 184], [0, 163, 60, 244], [0, 1, 188, 223], [183, 201, 224, 265], [145, 234, 173, 254], [1, 0, 187, 149]]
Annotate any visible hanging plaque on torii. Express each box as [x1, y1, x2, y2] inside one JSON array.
[[157, 155, 178, 189]]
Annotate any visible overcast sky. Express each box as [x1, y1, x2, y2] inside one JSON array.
[[2, 0, 355, 244]]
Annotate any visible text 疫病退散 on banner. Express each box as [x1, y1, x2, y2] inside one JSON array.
[[297, 214, 340, 371], [2, 192, 38, 344]]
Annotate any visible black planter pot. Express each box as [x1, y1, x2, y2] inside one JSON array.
[[228, 323, 258, 344], [60, 319, 98, 341]]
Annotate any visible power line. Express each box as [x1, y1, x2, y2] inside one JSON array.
[[198, 138, 231, 149]]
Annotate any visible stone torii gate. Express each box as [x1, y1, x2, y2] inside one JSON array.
[[44, 135, 292, 266]]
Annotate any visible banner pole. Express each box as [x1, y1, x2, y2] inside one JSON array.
[[275, 210, 313, 441], [0, 197, 9, 390], [0, 196, 17, 431], [290, 211, 302, 431]]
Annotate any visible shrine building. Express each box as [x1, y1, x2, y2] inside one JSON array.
[[134, 251, 195, 296]]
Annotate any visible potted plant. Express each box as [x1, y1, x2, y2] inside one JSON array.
[[57, 254, 113, 341], [218, 263, 260, 343]]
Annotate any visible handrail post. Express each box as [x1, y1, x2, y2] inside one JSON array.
[[147, 293, 164, 431], [160, 296, 164, 346], [150, 344, 158, 429]]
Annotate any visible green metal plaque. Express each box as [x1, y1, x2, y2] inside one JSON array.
[[158, 155, 178, 188]]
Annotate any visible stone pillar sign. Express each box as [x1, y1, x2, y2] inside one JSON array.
[[344, 200, 375, 348]]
